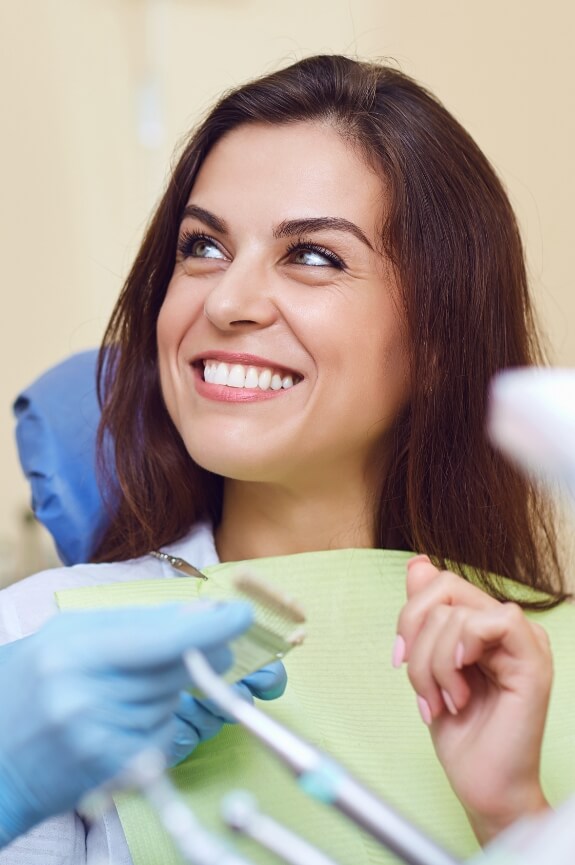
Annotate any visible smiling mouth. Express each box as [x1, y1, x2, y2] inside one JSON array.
[[201, 360, 302, 391]]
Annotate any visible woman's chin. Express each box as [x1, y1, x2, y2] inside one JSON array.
[[188, 449, 283, 483]]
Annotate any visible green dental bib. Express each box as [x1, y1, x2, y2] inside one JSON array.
[[56, 549, 575, 865]]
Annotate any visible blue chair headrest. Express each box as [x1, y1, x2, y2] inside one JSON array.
[[13, 349, 112, 565]]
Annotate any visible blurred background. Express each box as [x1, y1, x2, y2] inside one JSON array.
[[1, 0, 574, 582]]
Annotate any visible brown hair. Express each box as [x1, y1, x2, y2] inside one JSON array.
[[95, 54, 567, 607]]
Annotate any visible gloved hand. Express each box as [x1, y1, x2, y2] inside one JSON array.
[[169, 661, 288, 765], [0, 602, 284, 846]]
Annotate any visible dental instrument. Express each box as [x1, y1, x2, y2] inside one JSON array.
[[185, 649, 459, 865], [222, 790, 341, 865]]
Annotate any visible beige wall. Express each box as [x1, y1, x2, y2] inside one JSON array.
[[1, 0, 574, 574]]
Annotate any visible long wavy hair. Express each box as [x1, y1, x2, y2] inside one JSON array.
[[94, 54, 567, 608]]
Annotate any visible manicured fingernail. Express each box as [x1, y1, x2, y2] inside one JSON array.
[[441, 688, 458, 716], [455, 641, 464, 670], [407, 554, 430, 568], [391, 634, 406, 668], [416, 695, 432, 725]]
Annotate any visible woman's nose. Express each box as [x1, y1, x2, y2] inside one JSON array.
[[203, 261, 278, 331]]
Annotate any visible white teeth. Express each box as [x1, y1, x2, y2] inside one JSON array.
[[245, 366, 259, 388], [258, 369, 272, 390], [205, 361, 215, 383], [202, 361, 297, 390], [214, 362, 230, 385], [228, 364, 246, 388]]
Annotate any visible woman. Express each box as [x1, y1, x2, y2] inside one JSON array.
[[1, 54, 573, 865]]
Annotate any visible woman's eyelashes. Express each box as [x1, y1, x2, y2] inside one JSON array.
[[178, 230, 227, 261], [176, 229, 347, 271], [284, 240, 346, 270]]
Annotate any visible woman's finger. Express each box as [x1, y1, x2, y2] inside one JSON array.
[[456, 603, 553, 692], [405, 602, 471, 721], [397, 558, 499, 662]]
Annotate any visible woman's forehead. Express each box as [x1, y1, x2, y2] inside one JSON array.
[[187, 121, 386, 236]]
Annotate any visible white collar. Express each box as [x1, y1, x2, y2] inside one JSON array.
[[161, 522, 220, 571]]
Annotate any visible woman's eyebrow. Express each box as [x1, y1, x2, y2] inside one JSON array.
[[181, 207, 374, 251], [180, 204, 228, 234], [273, 217, 374, 250]]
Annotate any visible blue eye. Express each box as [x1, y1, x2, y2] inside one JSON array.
[[178, 231, 226, 260], [286, 242, 345, 269]]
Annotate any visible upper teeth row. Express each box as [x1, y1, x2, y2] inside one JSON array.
[[203, 361, 295, 390]]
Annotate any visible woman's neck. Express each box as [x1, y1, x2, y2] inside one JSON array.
[[214, 477, 376, 562]]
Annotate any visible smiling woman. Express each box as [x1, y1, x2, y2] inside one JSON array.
[[0, 54, 574, 865], [156, 121, 409, 533], [94, 54, 567, 596]]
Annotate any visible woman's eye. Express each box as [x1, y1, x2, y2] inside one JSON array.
[[178, 232, 226, 260], [287, 243, 344, 269]]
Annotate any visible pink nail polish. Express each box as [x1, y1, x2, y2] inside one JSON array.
[[416, 695, 432, 725], [441, 688, 458, 716], [391, 634, 406, 668]]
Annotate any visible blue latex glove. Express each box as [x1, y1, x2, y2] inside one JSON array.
[[169, 662, 288, 765], [0, 602, 285, 846]]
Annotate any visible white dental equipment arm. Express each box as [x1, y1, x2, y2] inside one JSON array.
[[88, 746, 344, 865], [96, 749, 255, 865], [185, 650, 460, 865], [222, 791, 341, 865], [487, 367, 575, 502], [99, 654, 572, 865]]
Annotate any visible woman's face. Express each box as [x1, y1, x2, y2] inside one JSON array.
[[158, 121, 409, 491]]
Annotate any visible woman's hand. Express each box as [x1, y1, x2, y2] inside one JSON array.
[[393, 555, 552, 844]]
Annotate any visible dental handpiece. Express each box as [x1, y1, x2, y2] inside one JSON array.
[[185, 650, 461, 865]]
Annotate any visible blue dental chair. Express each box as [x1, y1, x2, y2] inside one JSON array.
[[13, 349, 110, 565]]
